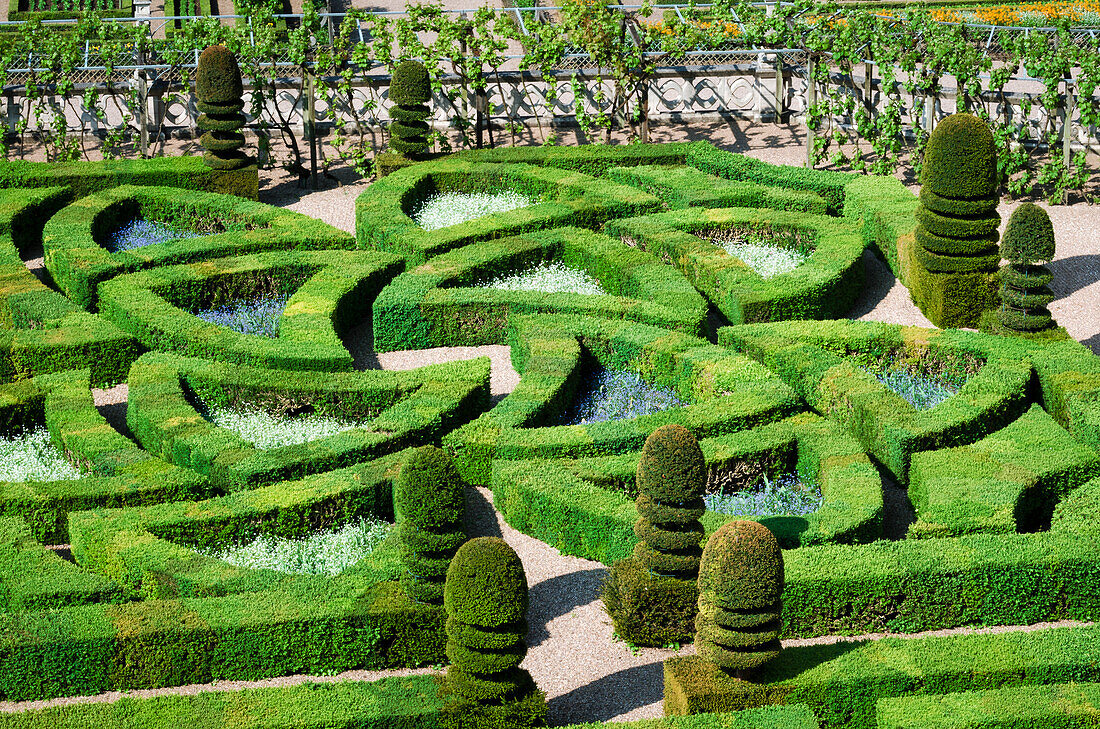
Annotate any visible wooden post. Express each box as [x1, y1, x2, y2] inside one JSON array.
[[863, 60, 873, 117], [306, 71, 318, 190], [136, 71, 149, 158], [805, 54, 815, 168], [775, 53, 784, 122], [1064, 77, 1074, 171], [639, 81, 649, 143], [475, 85, 485, 149]]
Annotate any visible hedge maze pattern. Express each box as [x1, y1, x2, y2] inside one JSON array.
[[1, 142, 1100, 729]]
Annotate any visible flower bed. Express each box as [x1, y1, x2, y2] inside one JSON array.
[[413, 189, 534, 231]]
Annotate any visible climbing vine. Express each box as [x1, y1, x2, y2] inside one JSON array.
[[0, 0, 1097, 199]]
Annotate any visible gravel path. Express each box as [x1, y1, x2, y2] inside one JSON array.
[[25, 124, 1100, 723]]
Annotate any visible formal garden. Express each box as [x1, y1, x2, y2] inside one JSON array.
[[1, 1, 1100, 725]]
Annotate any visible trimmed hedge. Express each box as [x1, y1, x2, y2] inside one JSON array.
[[97, 249, 403, 371], [684, 142, 855, 215], [443, 314, 803, 487], [0, 515, 123, 611], [0, 675, 446, 729], [604, 207, 865, 325], [0, 156, 224, 200], [664, 624, 1100, 728], [354, 159, 662, 264], [606, 165, 828, 213], [0, 187, 137, 386], [875, 682, 1100, 729], [1, 451, 448, 702], [372, 226, 708, 351], [719, 319, 1036, 483], [908, 403, 1100, 538], [126, 351, 490, 491], [0, 678, 819, 728], [43, 185, 353, 309], [0, 369, 209, 543], [491, 411, 883, 565]]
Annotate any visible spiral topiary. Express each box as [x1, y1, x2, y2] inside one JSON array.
[[395, 445, 466, 604], [195, 45, 249, 172], [389, 59, 432, 159], [998, 202, 1057, 332], [443, 537, 546, 729], [695, 520, 784, 677], [632, 424, 706, 578], [914, 113, 1000, 275]]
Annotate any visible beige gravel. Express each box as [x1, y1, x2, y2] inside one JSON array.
[[13, 121, 1100, 724]]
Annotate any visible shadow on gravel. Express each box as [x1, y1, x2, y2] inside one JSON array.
[[1048, 254, 1100, 297], [526, 567, 609, 649], [845, 249, 895, 319], [464, 486, 503, 540], [547, 661, 665, 725]]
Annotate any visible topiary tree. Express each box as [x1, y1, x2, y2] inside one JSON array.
[[195, 45, 249, 171], [602, 424, 706, 646], [632, 423, 707, 577], [443, 537, 546, 729], [911, 113, 1001, 327], [389, 59, 432, 159], [998, 202, 1057, 333], [695, 520, 784, 679], [395, 445, 466, 604]]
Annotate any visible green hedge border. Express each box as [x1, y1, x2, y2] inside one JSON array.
[[354, 158, 662, 264], [372, 226, 709, 351], [0, 187, 137, 386], [875, 682, 1100, 729], [442, 314, 804, 486], [604, 207, 865, 325], [0, 452, 445, 702], [0, 369, 209, 543], [97, 249, 403, 372], [491, 411, 883, 563], [126, 351, 490, 491], [607, 165, 829, 214], [665, 624, 1100, 729], [43, 185, 352, 310], [719, 319, 1036, 482]]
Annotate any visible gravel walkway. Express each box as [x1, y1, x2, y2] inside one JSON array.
[[45, 125, 1100, 723]]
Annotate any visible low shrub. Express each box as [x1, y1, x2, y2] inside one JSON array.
[[876, 682, 1100, 729], [604, 207, 864, 325]]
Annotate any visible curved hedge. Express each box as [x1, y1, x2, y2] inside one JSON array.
[[372, 226, 709, 351], [354, 158, 661, 264], [606, 165, 829, 213], [97, 249, 403, 372], [0, 369, 209, 543], [126, 351, 489, 491], [604, 207, 865, 325], [43, 185, 353, 309], [719, 319, 1036, 482], [443, 314, 804, 486], [491, 411, 883, 563], [0, 187, 137, 386]]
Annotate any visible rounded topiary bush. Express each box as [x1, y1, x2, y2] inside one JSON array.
[[389, 60, 432, 159], [998, 203, 1057, 333], [443, 537, 546, 729], [395, 445, 466, 604], [921, 113, 998, 200], [632, 424, 706, 578], [914, 113, 1000, 276], [195, 45, 249, 172], [695, 520, 783, 677]]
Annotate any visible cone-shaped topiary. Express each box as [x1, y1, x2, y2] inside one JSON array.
[[695, 520, 783, 677], [196, 45, 249, 171], [389, 59, 432, 159], [443, 537, 546, 729], [998, 202, 1057, 332], [914, 113, 1001, 275], [395, 445, 466, 604], [632, 424, 706, 578]]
